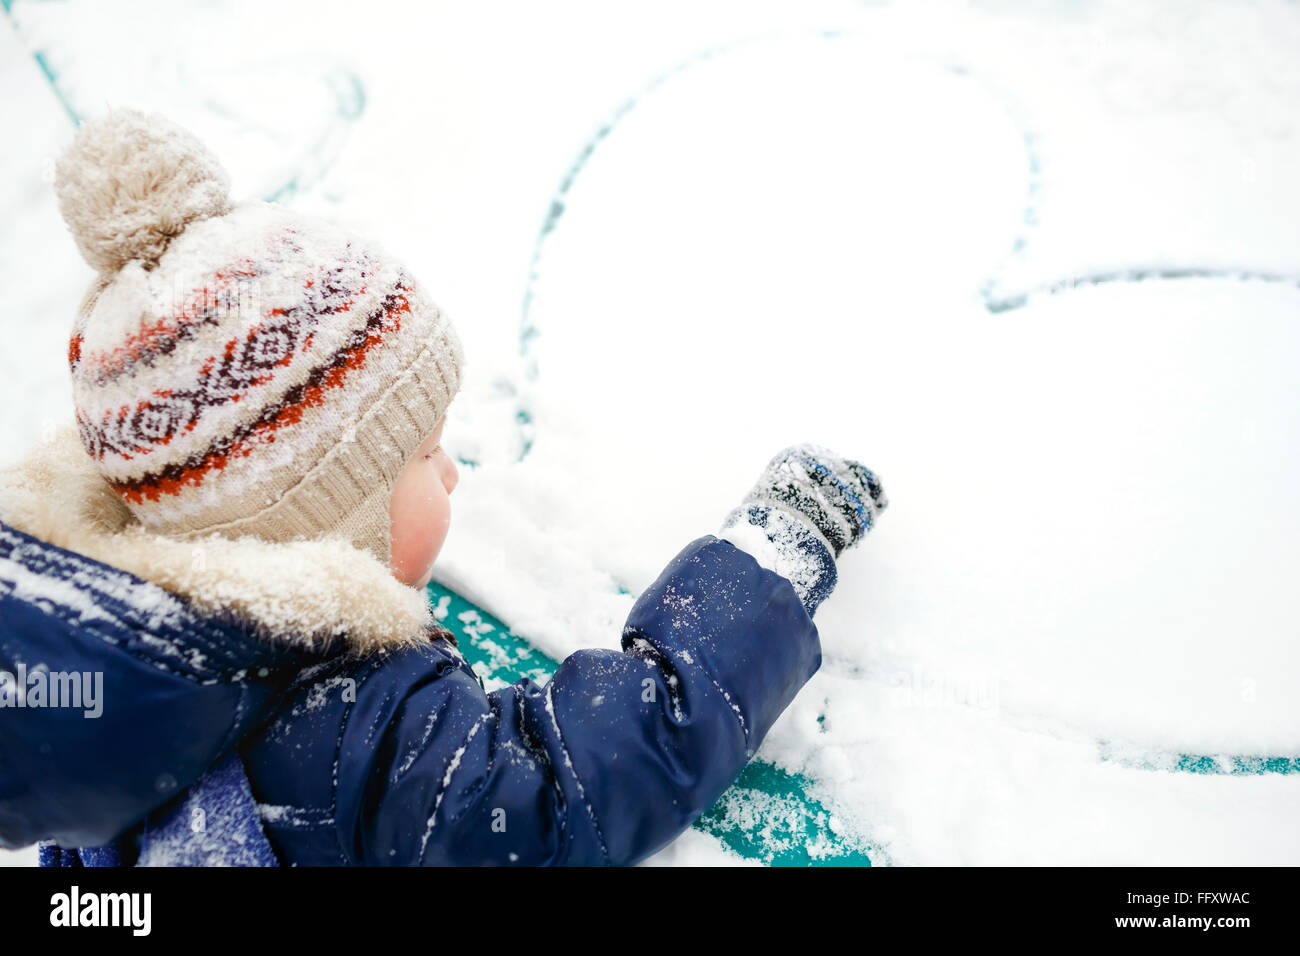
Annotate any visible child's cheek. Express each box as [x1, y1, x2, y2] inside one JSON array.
[[389, 468, 452, 587], [418, 490, 452, 586]]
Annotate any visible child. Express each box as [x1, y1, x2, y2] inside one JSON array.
[[0, 111, 885, 866]]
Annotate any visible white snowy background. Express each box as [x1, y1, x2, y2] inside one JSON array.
[[2, 0, 1298, 866]]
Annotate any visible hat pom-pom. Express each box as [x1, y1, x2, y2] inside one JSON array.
[[55, 109, 233, 274]]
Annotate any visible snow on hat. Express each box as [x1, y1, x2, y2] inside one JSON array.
[[56, 109, 463, 565]]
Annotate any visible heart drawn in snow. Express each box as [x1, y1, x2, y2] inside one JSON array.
[[520, 33, 1300, 753]]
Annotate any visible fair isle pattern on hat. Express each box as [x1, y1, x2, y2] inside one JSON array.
[[57, 111, 462, 565]]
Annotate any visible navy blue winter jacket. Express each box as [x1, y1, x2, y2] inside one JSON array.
[[0, 521, 821, 865]]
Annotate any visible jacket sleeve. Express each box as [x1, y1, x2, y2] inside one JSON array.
[[339, 535, 822, 865]]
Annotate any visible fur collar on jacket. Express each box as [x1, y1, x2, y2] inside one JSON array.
[[0, 428, 431, 653]]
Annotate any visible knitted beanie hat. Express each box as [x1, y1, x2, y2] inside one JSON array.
[[55, 110, 463, 566]]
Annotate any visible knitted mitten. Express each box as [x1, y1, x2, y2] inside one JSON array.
[[720, 445, 887, 616]]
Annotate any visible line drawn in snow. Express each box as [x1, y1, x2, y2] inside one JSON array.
[[985, 266, 1300, 313], [518, 24, 1300, 339], [2, 1, 366, 204]]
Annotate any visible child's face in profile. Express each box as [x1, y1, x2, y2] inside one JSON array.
[[389, 419, 459, 588]]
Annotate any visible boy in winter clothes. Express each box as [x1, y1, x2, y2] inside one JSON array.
[[0, 111, 885, 866]]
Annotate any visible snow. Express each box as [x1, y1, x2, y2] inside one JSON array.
[[2, 0, 1298, 865]]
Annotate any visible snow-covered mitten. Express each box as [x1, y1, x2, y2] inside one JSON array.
[[720, 445, 887, 616]]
